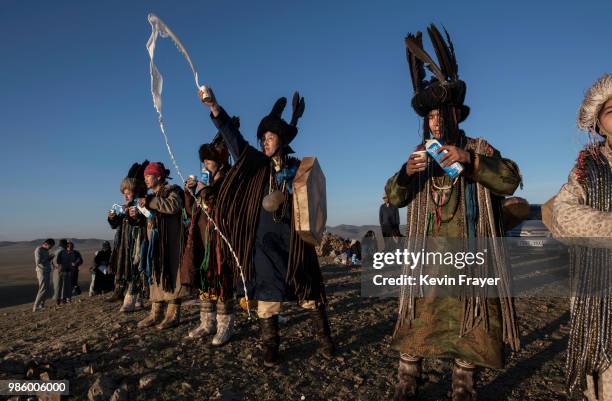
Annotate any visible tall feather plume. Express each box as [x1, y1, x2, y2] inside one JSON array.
[[136, 160, 149, 180], [127, 162, 140, 179], [442, 25, 458, 78], [290, 91, 305, 126], [404, 35, 444, 82], [427, 24, 456, 80], [270, 97, 287, 118], [406, 32, 426, 92]]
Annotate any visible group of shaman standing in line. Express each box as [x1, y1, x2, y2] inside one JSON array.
[[91, 23, 611, 401], [103, 82, 333, 361]]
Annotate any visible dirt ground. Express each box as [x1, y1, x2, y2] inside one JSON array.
[[0, 261, 575, 401]]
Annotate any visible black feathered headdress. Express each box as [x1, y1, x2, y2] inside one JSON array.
[[405, 24, 470, 122], [120, 160, 149, 197], [257, 92, 305, 154], [199, 117, 238, 164]]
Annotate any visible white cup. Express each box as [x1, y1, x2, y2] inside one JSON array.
[[412, 150, 428, 163]]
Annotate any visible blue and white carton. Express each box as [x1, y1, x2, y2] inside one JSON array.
[[425, 139, 464, 179]]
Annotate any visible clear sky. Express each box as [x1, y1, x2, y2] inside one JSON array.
[[1, 0, 610, 241]]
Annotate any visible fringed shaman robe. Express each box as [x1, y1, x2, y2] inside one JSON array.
[[211, 107, 325, 304], [385, 136, 521, 368], [551, 142, 612, 396], [143, 183, 187, 302], [180, 178, 234, 302], [108, 204, 146, 291]]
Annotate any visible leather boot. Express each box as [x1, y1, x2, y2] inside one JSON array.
[[119, 293, 136, 313], [452, 360, 477, 401], [393, 354, 421, 401], [156, 300, 181, 330], [212, 300, 234, 346], [309, 304, 335, 358], [137, 301, 165, 328], [134, 294, 144, 310], [260, 315, 280, 367], [187, 301, 216, 339], [106, 283, 125, 303]]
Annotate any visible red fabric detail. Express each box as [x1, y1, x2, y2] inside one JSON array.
[[144, 162, 166, 179]]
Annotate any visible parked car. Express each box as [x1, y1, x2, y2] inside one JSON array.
[[506, 204, 566, 251]]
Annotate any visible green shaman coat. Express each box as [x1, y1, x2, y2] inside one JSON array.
[[385, 136, 521, 368]]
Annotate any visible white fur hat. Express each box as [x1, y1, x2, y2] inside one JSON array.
[[577, 73, 612, 133]]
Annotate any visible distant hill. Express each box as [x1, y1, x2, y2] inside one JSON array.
[[326, 225, 379, 240], [0, 239, 109, 248], [325, 224, 407, 241]]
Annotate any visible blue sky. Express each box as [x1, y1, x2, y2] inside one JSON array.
[[1, 0, 610, 240]]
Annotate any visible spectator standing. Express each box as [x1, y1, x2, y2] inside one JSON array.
[[379, 194, 400, 250], [54, 239, 72, 304], [90, 241, 113, 296], [67, 241, 84, 296], [32, 239, 55, 312]]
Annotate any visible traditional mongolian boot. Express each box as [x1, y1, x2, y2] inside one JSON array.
[[156, 300, 181, 330], [452, 360, 477, 401], [212, 300, 234, 346], [260, 315, 280, 367], [106, 283, 125, 303], [309, 304, 335, 358], [598, 367, 612, 401], [134, 294, 144, 310], [137, 301, 165, 328], [393, 354, 422, 401], [119, 293, 136, 313], [187, 301, 216, 339], [584, 368, 612, 401]]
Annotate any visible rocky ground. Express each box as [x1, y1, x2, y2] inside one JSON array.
[[0, 262, 573, 401]]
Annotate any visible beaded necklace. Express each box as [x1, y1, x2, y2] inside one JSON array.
[[430, 174, 460, 227]]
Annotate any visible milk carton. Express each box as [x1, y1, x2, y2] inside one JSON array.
[[425, 139, 464, 179]]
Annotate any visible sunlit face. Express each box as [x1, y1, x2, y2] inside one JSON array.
[[123, 189, 134, 203], [428, 109, 442, 139], [144, 174, 159, 189], [598, 99, 612, 145], [203, 160, 219, 176], [263, 131, 281, 157]]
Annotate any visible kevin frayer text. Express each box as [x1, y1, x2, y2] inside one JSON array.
[[372, 274, 501, 288]]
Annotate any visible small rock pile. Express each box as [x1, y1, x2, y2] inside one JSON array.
[[316, 233, 349, 257]]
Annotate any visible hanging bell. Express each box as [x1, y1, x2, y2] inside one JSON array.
[[262, 190, 284, 212]]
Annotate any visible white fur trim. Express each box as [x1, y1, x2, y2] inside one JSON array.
[[578, 73, 612, 133]]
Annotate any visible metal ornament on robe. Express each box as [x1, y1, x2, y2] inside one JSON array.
[[292, 157, 327, 245], [145, 13, 250, 317]]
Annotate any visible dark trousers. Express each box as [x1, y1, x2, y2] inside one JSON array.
[[71, 269, 81, 295], [381, 225, 397, 251], [54, 270, 72, 300]]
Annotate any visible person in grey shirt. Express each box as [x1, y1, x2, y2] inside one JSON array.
[[54, 239, 72, 304], [33, 238, 55, 312]]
